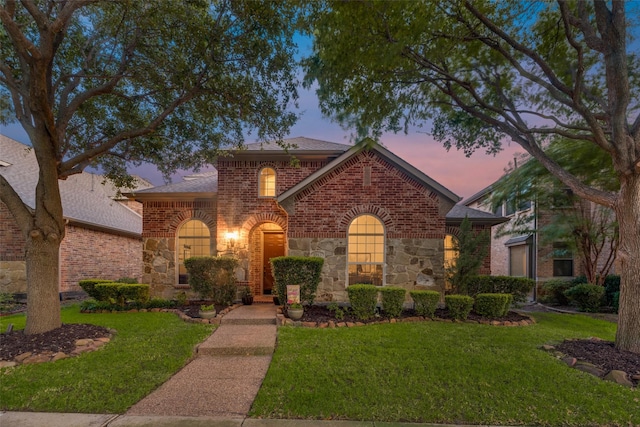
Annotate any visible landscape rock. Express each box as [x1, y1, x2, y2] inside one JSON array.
[[0, 361, 17, 368], [574, 361, 606, 377], [562, 357, 577, 367], [604, 370, 634, 387], [14, 352, 32, 363]]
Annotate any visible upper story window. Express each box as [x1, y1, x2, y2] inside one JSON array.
[[259, 167, 276, 197], [347, 214, 385, 286]]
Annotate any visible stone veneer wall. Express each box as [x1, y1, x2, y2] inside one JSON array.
[[141, 200, 216, 299], [288, 237, 444, 303]]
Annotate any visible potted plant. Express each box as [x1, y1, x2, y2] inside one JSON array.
[[199, 303, 216, 319], [241, 286, 254, 305], [287, 303, 304, 320]]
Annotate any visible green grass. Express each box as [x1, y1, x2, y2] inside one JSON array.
[[0, 305, 213, 413], [251, 313, 639, 426]]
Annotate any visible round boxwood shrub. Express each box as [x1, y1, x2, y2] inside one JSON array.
[[409, 290, 440, 318], [445, 295, 474, 321], [474, 293, 513, 318], [379, 287, 406, 318], [539, 279, 574, 305], [564, 284, 605, 312], [347, 284, 379, 320]]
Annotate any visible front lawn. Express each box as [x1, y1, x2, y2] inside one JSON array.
[[251, 313, 638, 426], [0, 305, 213, 413]]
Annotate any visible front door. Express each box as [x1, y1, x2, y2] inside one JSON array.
[[263, 232, 285, 294]]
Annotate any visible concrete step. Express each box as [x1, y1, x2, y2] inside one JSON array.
[[197, 325, 277, 356], [221, 304, 277, 325]]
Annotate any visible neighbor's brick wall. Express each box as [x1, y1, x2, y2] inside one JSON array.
[[60, 225, 142, 292], [2, 201, 142, 293], [0, 201, 26, 261]]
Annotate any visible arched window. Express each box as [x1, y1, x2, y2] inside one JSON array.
[[444, 234, 459, 290], [347, 214, 384, 286], [177, 219, 211, 285], [259, 167, 276, 197]]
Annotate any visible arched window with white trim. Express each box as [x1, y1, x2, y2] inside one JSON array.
[[347, 214, 385, 286], [259, 167, 276, 197]]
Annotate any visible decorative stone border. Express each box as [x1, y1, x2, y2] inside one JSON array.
[[541, 340, 638, 388], [81, 303, 244, 325], [0, 332, 114, 369], [276, 311, 536, 328]]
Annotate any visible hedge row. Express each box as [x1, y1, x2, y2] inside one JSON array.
[[468, 276, 534, 304], [474, 293, 513, 318], [409, 290, 440, 318], [79, 279, 149, 305]]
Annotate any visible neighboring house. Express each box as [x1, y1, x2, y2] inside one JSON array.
[[129, 137, 504, 301], [0, 135, 151, 296], [463, 178, 618, 292]]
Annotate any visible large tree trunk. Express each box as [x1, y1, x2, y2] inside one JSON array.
[[23, 130, 66, 335], [25, 234, 62, 334], [614, 173, 640, 353]]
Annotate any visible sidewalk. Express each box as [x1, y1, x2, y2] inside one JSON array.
[[0, 412, 523, 427]]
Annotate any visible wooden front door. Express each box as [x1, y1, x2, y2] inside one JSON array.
[[263, 232, 285, 294]]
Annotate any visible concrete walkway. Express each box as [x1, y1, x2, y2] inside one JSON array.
[[126, 304, 277, 419]]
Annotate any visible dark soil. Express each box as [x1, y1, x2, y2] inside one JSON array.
[[556, 339, 640, 386], [0, 323, 111, 361], [297, 305, 530, 324]]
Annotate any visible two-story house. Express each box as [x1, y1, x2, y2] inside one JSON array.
[[130, 137, 503, 302]]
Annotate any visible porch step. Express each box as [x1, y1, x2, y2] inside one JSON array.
[[220, 304, 277, 325], [197, 324, 277, 356]]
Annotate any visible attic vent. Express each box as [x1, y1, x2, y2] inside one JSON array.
[[363, 166, 371, 187], [0, 160, 11, 167]]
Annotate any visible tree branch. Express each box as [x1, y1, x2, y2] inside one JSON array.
[[0, 174, 34, 235]]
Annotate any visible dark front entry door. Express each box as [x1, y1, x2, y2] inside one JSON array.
[[263, 232, 285, 294]]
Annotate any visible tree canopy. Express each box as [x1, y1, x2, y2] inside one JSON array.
[[0, 0, 301, 334], [303, 0, 640, 353]]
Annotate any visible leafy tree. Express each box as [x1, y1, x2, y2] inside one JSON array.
[[0, 0, 300, 334], [446, 216, 489, 295], [490, 139, 619, 286], [303, 1, 640, 353]]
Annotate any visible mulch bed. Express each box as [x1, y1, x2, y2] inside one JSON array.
[[556, 338, 640, 386], [0, 323, 111, 361]]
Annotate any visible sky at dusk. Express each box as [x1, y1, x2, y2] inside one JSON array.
[[0, 90, 521, 201]]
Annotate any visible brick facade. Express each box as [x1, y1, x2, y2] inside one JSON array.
[[1, 202, 142, 294]]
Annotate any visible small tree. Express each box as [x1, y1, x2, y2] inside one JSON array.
[[446, 216, 489, 295]]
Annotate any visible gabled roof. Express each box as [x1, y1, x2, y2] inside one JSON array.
[[243, 137, 351, 152], [222, 137, 352, 162], [0, 134, 143, 236], [132, 171, 218, 196], [445, 204, 507, 226], [277, 143, 461, 205]]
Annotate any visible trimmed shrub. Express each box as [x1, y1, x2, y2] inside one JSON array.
[[539, 279, 574, 305], [118, 283, 150, 303], [410, 290, 440, 318], [116, 277, 138, 284], [379, 287, 406, 318], [564, 284, 605, 312], [467, 276, 534, 305], [474, 293, 512, 318], [347, 284, 378, 320], [79, 279, 114, 300], [270, 256, 324, 305], [183, 256, 238, 304], [94, 283, 150, 305], [445, 295, 474, 321]]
